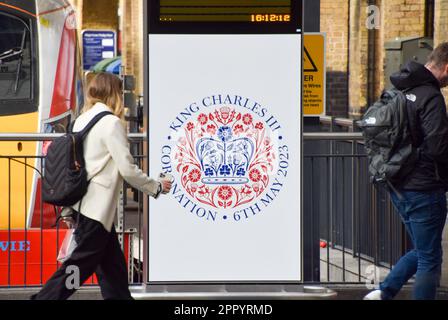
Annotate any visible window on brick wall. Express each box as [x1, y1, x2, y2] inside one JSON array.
[[425, 0, 435, 38]]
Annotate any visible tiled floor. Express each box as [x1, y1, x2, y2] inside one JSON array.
[[321, 220, 448, 290], [320, 247, 390, 284]]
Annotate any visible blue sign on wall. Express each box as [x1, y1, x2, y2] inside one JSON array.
[[82, 30, 116, 71]]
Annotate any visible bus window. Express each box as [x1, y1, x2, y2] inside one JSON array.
[[0, 12, 37, 116]]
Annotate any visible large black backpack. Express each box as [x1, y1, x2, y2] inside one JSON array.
[[42, 112, 112, 207], [357, 89, 419, 187]]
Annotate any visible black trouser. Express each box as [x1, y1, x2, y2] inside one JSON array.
[[31, 213, 133, 300]]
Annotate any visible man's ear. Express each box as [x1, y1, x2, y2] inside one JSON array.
[[444, 64, 448, 75]]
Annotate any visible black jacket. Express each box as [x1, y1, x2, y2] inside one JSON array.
[[390, 61, 448, 191]]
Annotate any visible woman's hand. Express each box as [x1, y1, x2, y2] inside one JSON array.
[[161, 180, 172, 194]]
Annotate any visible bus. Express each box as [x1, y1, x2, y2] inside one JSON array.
[[0, 0, 83, 231], [0, 0, 139, 288]]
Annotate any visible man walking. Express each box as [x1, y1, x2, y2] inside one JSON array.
[[365, 43, 448, 300]]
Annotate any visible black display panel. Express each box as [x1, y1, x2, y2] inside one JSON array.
[[148, 0, 302, 34], [160, 0, 291, 23]]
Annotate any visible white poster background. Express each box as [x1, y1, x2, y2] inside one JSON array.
[[149, 35, 302, 282]]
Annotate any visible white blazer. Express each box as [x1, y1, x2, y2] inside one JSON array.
[[71, 102, 160, 232]]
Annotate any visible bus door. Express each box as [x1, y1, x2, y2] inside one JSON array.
[[0, 9, 38, 230]]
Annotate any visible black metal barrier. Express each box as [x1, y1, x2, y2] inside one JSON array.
[[0, 126, 411, 288], [303, 117, 410, 284], [0, 136, 145, 288]]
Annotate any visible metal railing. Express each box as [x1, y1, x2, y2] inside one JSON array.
[[0, 134, 146, 288], [0, 128, 408, 288], [0, 133, 145, 141], [303, 118, 409, 284]]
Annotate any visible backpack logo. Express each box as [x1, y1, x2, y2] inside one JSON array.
[[365, 117, 377, 125], [406, 94, 417, 102]]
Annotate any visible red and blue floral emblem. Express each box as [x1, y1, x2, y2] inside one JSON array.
[[174, 107, 276, 209]]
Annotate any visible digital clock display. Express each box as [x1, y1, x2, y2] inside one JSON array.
[[251, 14, 291, 22], [159, 0, 292, 23]]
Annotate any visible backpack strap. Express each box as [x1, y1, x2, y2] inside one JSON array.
[[404, 101, 419, 149], [67, 121, 75, 134], [399, 88, 420, 148], [77, 111, 113, 139]]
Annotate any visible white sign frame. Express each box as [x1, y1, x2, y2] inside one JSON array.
[[146, 34, 303, 284]]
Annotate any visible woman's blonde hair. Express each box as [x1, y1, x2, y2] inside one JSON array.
[[82, 72, 124, 119]]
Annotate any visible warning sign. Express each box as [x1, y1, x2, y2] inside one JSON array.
[[304, 47, 318, 72], [304, 33, 326, 116]]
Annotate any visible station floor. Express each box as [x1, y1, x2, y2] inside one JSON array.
[[0, 286, 447, 300], [320, 220, 448, 285], [1, 201, 448, 300]]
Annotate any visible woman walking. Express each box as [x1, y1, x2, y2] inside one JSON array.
[[32, 72, 171, 300]]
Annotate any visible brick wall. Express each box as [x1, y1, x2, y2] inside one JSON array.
[[73, 0, 144, 96], [321, 0, 427, 118], [74, 0, 443, 118], [434, 0, 448, 104], [382, 0, 425, 40], [320, 0, 349, 117], [348, 0, 369, 118], [121, 0, 144, 96], [80, 0, 119, 31], [435, 0, 448, 46]]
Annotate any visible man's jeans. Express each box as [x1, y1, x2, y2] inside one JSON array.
[[380, 190, 447, 300]]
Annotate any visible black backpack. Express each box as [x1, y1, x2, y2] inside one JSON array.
[[42, 112, 112, 207], [357, 89, 419, 188]]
